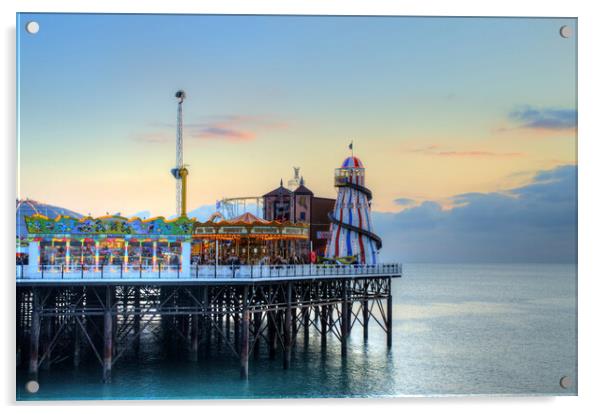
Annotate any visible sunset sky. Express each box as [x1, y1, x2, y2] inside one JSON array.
[[17, 14, 577, 261]]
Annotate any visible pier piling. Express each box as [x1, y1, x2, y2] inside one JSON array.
[[103, 286, 113, 383], [386, 276, 393, 349], [28, 289, 40, 380], [284, 282, 292, 369], [341, 281, 348, 356]]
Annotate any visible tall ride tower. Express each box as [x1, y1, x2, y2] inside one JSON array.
[[171, 90, 189, 217], [325, 154, 382, 264]]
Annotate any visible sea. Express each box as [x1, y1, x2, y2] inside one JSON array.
[[16, 263, 577, 400]]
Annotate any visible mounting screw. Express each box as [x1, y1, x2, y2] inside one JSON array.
[[25, 380, 39, 393], [559, 25, 572, 38], [26, 21, 40, 35], [559, 375, 572, 389]]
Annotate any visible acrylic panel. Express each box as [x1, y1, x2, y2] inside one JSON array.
[[15, 13, 577, 400]]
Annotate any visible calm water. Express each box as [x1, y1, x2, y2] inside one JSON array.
[[16, 263, 577, 400]]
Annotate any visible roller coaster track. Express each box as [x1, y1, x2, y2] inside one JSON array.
[[328, 179, 382, 250]]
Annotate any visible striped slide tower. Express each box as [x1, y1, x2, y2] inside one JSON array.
[[325, 155, 382, 265]]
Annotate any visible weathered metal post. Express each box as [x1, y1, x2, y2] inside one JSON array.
[[28, 289, 41, 380], [240, 285, 250, 379], [341, 280, 348, 356], [283, 282, 292, 369], [103, 286, 113, 383], [386, 276, 393, 349]]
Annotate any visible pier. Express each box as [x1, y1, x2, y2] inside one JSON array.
[[16, 263, 401, 382]]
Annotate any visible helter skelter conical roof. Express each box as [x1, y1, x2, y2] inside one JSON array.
[[341, 156, 364, 169]]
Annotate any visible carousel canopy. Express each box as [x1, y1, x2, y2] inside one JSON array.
[[193, 212, 308, 239], [24, 213, 195, 239]]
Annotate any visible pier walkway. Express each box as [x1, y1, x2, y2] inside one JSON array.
[[16, 263, 401, 284]]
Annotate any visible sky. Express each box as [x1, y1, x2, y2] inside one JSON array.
[[17, 14, 577, 262]]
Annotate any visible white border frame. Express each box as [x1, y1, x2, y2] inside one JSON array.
[[2, 1, 600, 412]]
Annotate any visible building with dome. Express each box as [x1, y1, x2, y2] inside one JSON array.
[[325, 155, 382, 264]]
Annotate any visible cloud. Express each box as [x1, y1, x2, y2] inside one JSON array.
[[373, 165, 577, 263], [133, 115, 287, 143], [508, 106, 577, 130], [197, 126, 255, 140], [394, 197, 415, 206], [407, 145, 523, 158]]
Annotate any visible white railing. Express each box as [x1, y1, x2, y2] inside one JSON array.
[[16, 263, 401, 281]]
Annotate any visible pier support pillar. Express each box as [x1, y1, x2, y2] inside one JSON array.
[[253, 311, 261, 359], [73, 320, 81, 367], [28, 289, 40, 380], [363, 298, 369, 342], [363, 280, 369, 342], [341, 281, 348, 356], [234, 314, 240, 352], [284, 282, 292, 369], [292, 307, 298, 343], [240, 309, 249, 379], [386, 276, 393, 349], [203, 287, 211, 356], [268, 313, 277, 360], [191, 313, 199, 361], [225, 310, 231, 338], [320, 306, 328, 347], [303, 308, 310, 344], [134, 287, 141, 355], [240, 286, 249, 379], [41, 315, 52, 370], [103, 286, 113, 383]]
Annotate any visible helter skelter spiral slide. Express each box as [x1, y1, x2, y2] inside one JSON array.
[[325, 154, 382, 265]]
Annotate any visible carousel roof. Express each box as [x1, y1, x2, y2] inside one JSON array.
[[193, 211, 308, 239], [224, 212, 270, 225]]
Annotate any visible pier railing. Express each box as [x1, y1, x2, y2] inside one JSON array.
[[15, 263, 401, 282]]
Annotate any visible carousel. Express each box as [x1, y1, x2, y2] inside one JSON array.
[[192, 212, 309, 265]]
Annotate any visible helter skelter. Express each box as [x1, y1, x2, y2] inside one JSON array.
[[326, 151, 382, 264]]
